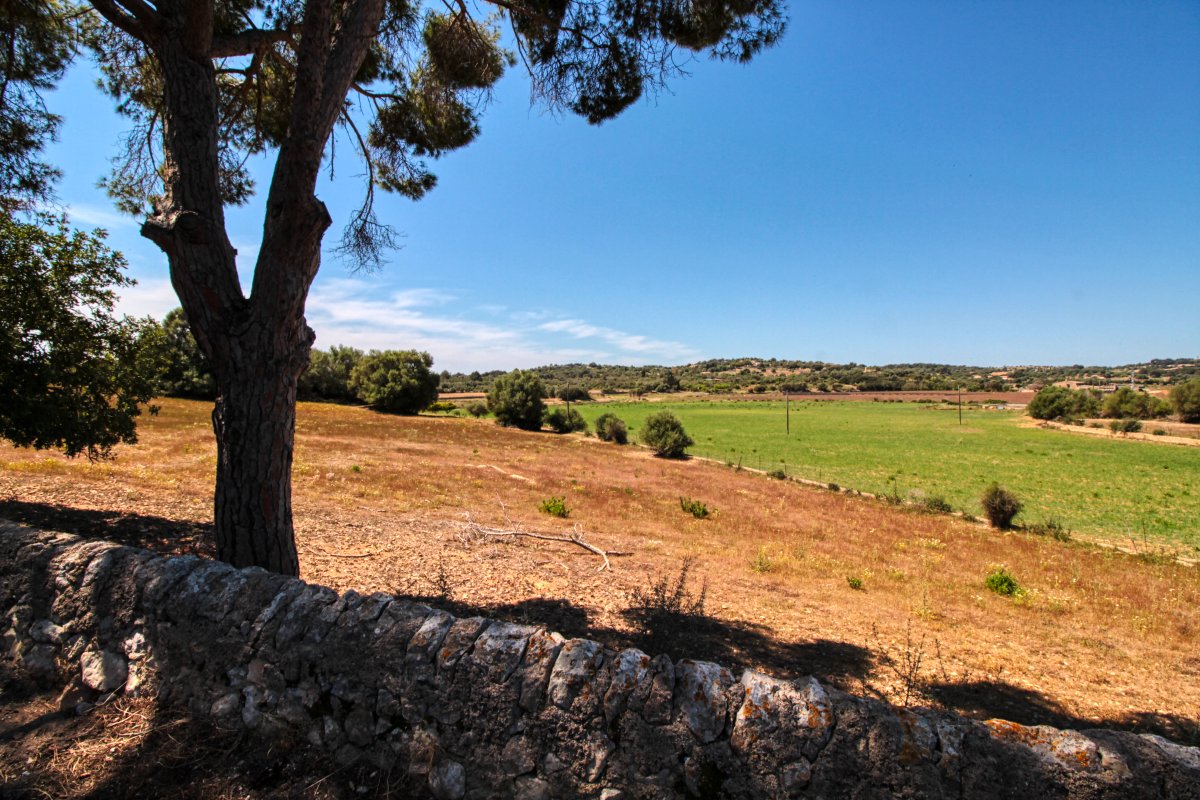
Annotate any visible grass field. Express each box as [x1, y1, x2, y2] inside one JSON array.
[[575, 400, 1200, 550]]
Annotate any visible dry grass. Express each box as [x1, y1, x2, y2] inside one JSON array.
[[2, 398, 1198, 744]]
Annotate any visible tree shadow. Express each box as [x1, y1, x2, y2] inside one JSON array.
[[0, 500, 214, 558], [925, 679, 1200, 746]]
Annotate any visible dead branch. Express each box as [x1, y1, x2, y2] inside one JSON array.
[[462, 513, 626, 572]]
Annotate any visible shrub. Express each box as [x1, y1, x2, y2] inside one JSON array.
[[640, 410, 694, 458], [750, 546, 776, 573], [980, 483, 1022, 529], [846, 576, 864, 590], [1027, 518, 1070, 542], [679, 497, 710, 519], [767, 468, 787, 480], [594, 412, 628, 444], [985, 566, 1021, 596], [556, 386, 592, 402], [487, 370, 546, 430], [920, 495, 953, 514], [1109, 418, 1142, 434], [545, 407, 587, 434], [466, 400, 488, 417], [538, 496, 569, 517], [1170, 378, 1200, 423], [1027, 385, 1100, 421], [1152, 427, 1166, 436], [1101, 387, 1169, 420], [349, 350, 439, 414], [425, 400, 457, 413]]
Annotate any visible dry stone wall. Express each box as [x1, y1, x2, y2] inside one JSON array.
[[2, 521, 1198, 799]]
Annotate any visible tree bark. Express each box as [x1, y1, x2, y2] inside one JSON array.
[[211, 320, 313, 575]]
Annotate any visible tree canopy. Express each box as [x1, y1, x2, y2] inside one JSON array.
[[0, 213, 161, 458]]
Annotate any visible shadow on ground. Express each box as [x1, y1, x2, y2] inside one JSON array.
[[0, 501, 214, 558]]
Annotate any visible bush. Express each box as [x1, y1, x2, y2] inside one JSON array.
[[487, 370, 546, 430], [767, 468, 787, 480], [846, 576, 864, 590], [425, 400, 457, 413], [679, 497, 710, 519], [298, 344, 362, 403], [1101, 387, 1170, 420], [980, 483, 1022, 529], [1152, 428, 1166, 436], [1027, 385, 1100, 421], [1170, 378, 1200, 423], [538, 496, 569, 517], [1027, 518, 1070, 542], [556, 386, 592, 402], [545, 407, 587, 433], [466, 400, 488, 417], [985, 566, 1021, 596], [349, 350, 439, 414], [640, 410, 693, 458], [920, 495, 953, 514], [1109, 418, 1142, 434], [594, 412, 628, 444]]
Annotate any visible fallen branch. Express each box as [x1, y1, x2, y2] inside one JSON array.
[[315, 548, 386, 559], [463, 513, 626, 571]]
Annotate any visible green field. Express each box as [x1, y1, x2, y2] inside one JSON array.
[[575, 400, 1200, 550]]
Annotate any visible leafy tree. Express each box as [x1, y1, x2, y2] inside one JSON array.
[[0, 0, 77, 212], [299, 344, 363, 402], [556, 385, 592, 402], [488, 370, 546, 430], [349, 349, 438, 414], [545, 406, 586, 433], [1100, 387, 1170, 420], [51, 0, 784, 574], [0, 213, 161, 458], [1171, 378, 1200, 424], [640, 410, 693, 457], [152, 308, 216, 398], [1027, 385, 1099, 421]]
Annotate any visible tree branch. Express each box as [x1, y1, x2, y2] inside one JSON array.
[[88, 0, 150, 42], [211, 27, 293, 58]]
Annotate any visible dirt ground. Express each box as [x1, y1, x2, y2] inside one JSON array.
[[2, 398, 1198, 766]]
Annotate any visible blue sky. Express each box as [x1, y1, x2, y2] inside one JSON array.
[[47, 0, 1199, 372]]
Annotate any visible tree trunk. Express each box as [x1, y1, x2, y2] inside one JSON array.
[[211, 320, 313, 576]]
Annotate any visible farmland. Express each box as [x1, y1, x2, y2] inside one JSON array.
[[575, 399, 1200, 551]]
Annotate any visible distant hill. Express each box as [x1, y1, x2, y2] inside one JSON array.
[[438, 357, 1200, 395]]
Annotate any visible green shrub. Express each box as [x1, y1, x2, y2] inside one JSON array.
[[846, 576, 864, 591], [1028, 385, 1100, 421], [1101, 387, 1170, 420], [1170, 378, 1200, 423], [980, 483, 1022, 529], [349, 350, 439, 414], [679, 497, 710, 519], [466, 400, 488, 417], [556, 386, 592, 402], [767, 468, 787, 480], [487, 370, 546, 430], [750, 546, 776, 573], [545, 407, 587, 433], [594, 412, 628, 444], [640, 411, 693, 458], [425, 400, 457, 413], [827, 482, 840, 492], [920, 495, 953, 514], [1109, 418, 1142, 434], [538, 496, 569, 518], [985, 566, 1021, 596], [1152, 427, 1167, 436]]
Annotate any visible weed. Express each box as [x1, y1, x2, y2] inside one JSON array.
[[868, 622, 928, 708], [846, 575, 864, 590], [1152, 428, 1167, 436], [430, 561, 455, 600], [1027, 518, 1071, 542], [350, 464, 362, 473], [538, 496, 570, 518], [827, 482, 840, 492], [985, 565, 1021, 597], [679, 496, 711, 519], [767, 468, 787, 480], [962, 512, 978, 523], [628, 558, 707, 623], [750, 546, 777, 573]]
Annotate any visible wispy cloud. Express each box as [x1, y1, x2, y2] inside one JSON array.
[[304, 278, 697, 372], [115, 276, 177, 320], [65, 203, 130, 230]]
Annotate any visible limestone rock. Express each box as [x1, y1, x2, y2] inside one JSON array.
[[80, 650, 127, 692], [675, 659, 734, 743], [428, 759, 466, 800]]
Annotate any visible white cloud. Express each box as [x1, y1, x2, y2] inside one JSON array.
[[304, 278, 697, 372], [115, 277, 177, 320], [65, 203, 129, 230]]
